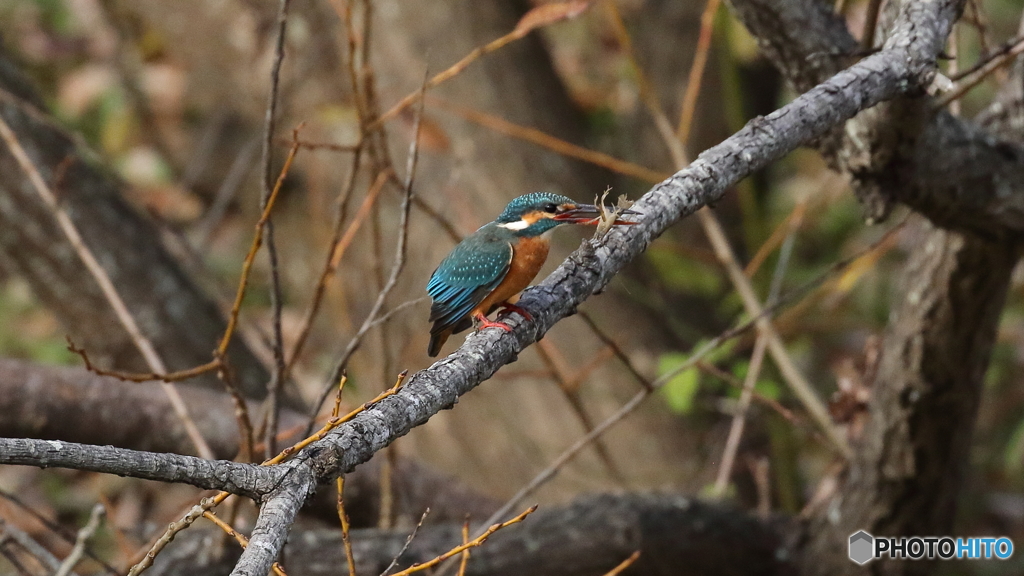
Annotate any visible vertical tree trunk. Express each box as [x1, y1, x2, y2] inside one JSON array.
[[801, 220, 1019, 575]]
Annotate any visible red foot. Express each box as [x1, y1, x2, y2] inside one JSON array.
[[473, 312, 513, 332], [497, 302, 533, 321]]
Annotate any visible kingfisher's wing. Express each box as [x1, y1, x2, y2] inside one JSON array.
[[427, 232, 513, 335]]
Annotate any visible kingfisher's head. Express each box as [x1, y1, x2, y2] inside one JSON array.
[[494, 192, 607, 237]]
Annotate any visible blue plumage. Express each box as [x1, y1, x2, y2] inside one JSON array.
[[426, 192, 596, 357], [495, 192, 573, 224], [427, 223, 513, 341]]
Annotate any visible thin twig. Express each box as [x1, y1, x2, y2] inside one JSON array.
[[388, 507, 537, 576], [337, 477, 358, 576], [0, 489, 118, 575], [744, 201, 807, 278], [411, 193, 463, 243], [0, 114, 214, 460], [380, 509, 430, 576], [331, 170, 390, 268], [195, 138, 261, 249], [260, 0, 294, 461], [275, 380, 406, 465], [481, 326, 743, 528], [677, 0, 721, 143], [951, 33, 1024, 82], [457, 519, 470, 576], [288, 139, 361, 152], [217, 132, 302, 359], [0, 541, 33, 576], [93, 126, 301, 393], [65, 339, 218, 383], [370, 1, 594, 130], [603, 0, 676, 149], [577, 311, 654, 391], [127, 497, 218, 576], [964, 0, 992, 55], [202, 511, 288, 576], [602, 551, 641, 576], [861, 0, 884, 51], [947, 23, 961, 116], [53, 504, 104, 576], [335, 372, 357, 576], [429, 97, 668, 183], [696, 360, 799, 423], [699, 209, 849, 456], [281, 151, 368, 378], [935, 34, 1024, 108], [711, 335, 767, 497], [0, 518, 63, 574], [311, 69, 427, 426], [535, 341, 624, 482], [218, 357, 257, 463]]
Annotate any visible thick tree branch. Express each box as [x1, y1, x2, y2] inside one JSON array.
[[0, 358, 499, 526], [152, 494, 792, 576], [0, 438, 282, 500], [725, 0, 857, 92]]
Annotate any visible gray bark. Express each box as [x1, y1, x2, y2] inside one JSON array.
[[0, 358, 499, 526], [0, 437, 282, 499]]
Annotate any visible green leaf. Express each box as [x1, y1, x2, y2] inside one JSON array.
[[1004, 417, 1024, 474], [755, 379, 781, 401], [658, 353, 700, 414], [646, 247, 722, 296]]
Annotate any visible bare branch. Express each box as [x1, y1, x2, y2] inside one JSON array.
[[54, 504, 105, 576], [0, 438, 281, 499]]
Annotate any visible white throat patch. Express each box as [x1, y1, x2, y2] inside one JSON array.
[[498, 219, 531, 231]]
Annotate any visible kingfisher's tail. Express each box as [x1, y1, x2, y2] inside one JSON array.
[[427, 317, 473, 357], [427, 329, 450, 357]]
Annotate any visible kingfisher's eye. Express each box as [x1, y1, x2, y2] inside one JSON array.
[[543, 203, 558, 213]]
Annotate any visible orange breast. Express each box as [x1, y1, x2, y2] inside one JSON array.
[[473, 236, 550, 316]]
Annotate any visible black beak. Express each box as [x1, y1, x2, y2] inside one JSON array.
[[552, 204, 641, 225]]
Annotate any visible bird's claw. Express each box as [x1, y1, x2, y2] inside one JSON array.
[[473, 313, 514, 333], [497, 302, 533, 321]]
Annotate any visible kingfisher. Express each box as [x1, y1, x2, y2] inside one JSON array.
[[426, 192, 639, 357]]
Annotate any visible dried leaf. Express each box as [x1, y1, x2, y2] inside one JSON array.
[[515, 1, 593, 36]]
